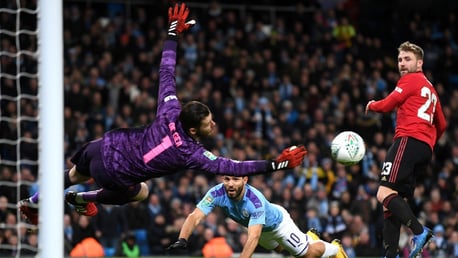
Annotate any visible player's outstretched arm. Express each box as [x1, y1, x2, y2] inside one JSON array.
[[166, 208, 206, 251], [157, 2, 196, 114], [188, 145, 307, 176]]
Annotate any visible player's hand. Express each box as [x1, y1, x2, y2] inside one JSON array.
[[168, 3, 195, 37], [166, 238, 188, 251], [271, 145, 307, 170], [365, 100, 375, 114]]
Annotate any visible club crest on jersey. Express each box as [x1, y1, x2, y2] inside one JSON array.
[[203, 151, 217, 160], [395, 86, 403, 93]]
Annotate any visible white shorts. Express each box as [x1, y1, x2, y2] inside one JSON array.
[[258, 204, 310, 257]]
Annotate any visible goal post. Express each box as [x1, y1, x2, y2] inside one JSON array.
[[38, 0, 64, 257]]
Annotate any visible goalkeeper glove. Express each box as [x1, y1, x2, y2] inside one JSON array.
[[166, 238, 188, 251], [270, 145, 307, 170], [168, 3, 196, 40]]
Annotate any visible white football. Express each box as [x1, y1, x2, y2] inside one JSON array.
[[331, 131, 366, 166]]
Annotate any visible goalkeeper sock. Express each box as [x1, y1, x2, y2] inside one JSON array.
[[30, 192, 39, 203], [78, 190, 99, 203]]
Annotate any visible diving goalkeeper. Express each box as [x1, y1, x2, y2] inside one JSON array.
[[18, 2, 307, 225]]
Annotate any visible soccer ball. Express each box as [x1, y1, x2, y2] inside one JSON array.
[[331, 131, 366, 166]]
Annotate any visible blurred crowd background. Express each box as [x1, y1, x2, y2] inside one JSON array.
[[1, 0, 458, 257]]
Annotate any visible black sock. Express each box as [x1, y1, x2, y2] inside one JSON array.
[[383, 211, 401, 258], [383, 194, 423, 234], [64, 169, 72, 189]]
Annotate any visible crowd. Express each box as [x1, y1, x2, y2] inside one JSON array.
[[1, 0, 458, 257]]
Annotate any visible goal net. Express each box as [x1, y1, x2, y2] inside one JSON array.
[[0, 0, 40, 256], [1, 0, 63, 257]]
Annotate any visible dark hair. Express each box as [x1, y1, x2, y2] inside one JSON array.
[[179, 101, 210, 133]]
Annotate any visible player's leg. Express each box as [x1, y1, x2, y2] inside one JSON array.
[[305, 240, 341, 258], [265, 205, 339, 258], [330, 239, 348, 258], [99, 182, 148, 203], [63, 139, 104, 216], [68, 182, 148, 205], [18, 165, 91, 225], [377, 138, 424, 234], [304, 228, 344, 258], [378, 187, 423, 233], [382, 210, 402, 258], [377, 137, 433, 258], [18, 139, 102, 222], [66, 182, 149, 217]]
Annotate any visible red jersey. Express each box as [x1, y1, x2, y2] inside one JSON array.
[[369, 72, 446, 150]]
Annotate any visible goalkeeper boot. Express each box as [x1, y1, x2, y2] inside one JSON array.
[[65, 191, 98, 216], [409, 227, 433, 258], [331, 239, 349, 258], [306, 228, 321, 241], [17, 199, 38, 225]]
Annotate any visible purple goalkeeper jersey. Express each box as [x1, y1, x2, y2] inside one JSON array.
[[100, 40, 269, 186]]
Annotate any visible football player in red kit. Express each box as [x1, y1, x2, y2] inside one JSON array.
[[366, 41, 446, 258]]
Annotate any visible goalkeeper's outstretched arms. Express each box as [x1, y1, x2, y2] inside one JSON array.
[[186, 144, 308, 177], [156, 2, 196, 115]]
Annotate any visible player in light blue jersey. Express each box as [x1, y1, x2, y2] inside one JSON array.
[[167, 175, 348, 258]]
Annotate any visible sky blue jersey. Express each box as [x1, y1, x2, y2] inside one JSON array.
[[197, 183, 283, 232]]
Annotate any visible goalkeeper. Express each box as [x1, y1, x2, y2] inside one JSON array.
[[18, 2, 307, 225]]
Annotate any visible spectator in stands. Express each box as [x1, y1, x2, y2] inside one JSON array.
[[93, 204, 126, 250], [429, 224, 447, 257], [341, 233, 356, 258], [324, 201, 347, 242], [21, 232, 38, 256], [114, 232, 140, 257], [71, 215, 96, 248], [0, 196, 10, 223], [63, 214, 74, 254], [353, 230, 374, 257], [201, 230, 233, 258], [446, 230, 458, 257], [69, 237, 104, 257], [148, 213, 170, 255]]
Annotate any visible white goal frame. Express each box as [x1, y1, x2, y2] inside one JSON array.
[[38, 0, 64, 257]]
